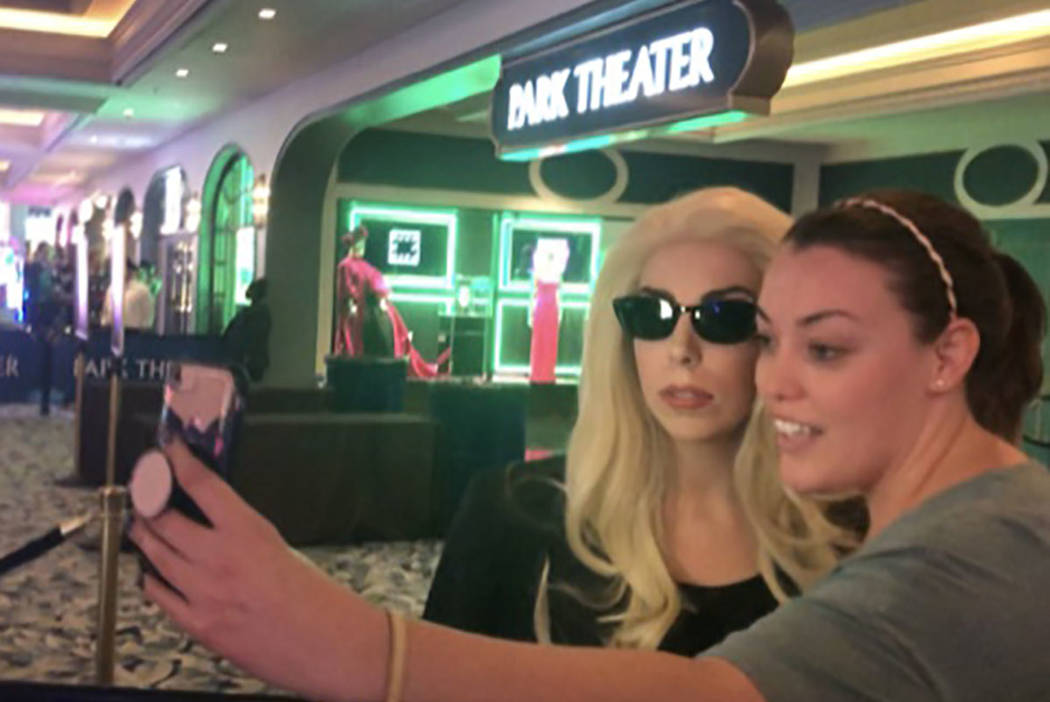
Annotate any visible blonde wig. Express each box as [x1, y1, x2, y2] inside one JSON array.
[[534, 187, 856, 648]]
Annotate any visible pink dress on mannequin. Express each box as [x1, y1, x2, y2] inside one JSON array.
[[334, 226, 449, 378], [529, 279, 559, 383], [334, 255, 389, 358], [528, 238, 569, 384]]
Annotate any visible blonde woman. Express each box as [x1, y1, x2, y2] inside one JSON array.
[[423, 187, 858, 653]]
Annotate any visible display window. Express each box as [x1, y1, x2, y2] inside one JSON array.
[[343, 202, 458, 290]]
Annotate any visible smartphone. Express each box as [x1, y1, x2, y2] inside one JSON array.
[[129, 362, 245, 524]]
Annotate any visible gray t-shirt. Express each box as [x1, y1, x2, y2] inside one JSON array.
[[707, 462, 1050, 702]]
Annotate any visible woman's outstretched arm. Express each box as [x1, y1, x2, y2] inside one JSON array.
[[129, 440, 764, 702]]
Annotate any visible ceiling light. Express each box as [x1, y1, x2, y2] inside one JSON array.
[[123, 108, 134, 118], [89, 135, 99, 144], [175, 68, 190, 78], [785, 9, 1050, 88], [0, 108, 46, 127], [212, 42, 228, 54], [0, 160, 10, 172], [258, 8, 276, 20], [0, 9, 114, 38]]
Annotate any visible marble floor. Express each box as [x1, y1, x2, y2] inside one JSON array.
[[0, 405, 442, 697]]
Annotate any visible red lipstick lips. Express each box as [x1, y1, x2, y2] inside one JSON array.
[[659, 385, 714, 410]]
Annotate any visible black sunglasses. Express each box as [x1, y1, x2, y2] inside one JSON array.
[[612, 294, 757, 343]]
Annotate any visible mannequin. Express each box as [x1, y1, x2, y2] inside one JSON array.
[[334, 225, 448, 377], [334, 226, 392, 358], [529, 238, 570, 383]]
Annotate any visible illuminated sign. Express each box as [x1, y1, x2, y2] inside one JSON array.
[[388, 228, 422, 267], [346, 204, 458, 289], [491, 0, 793, 159], [498, 214, 600, 294], [160, 167, 185, 235], [234, 226, 255, 306], [493, 298, 589, 377]]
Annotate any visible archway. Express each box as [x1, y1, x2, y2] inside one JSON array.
[[199, 146, 254, 334], [265, 58, 498, 385]]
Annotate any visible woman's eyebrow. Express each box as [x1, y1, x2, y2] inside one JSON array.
[[702, 285, 756, 301], [798, 309, 860, 327], [755, 307, 860, 326], [637, 285, 672, 298], [636, 285, 756, 302]]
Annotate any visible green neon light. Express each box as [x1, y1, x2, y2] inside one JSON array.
[[498, 212, 601, 295], [347, 202, 458, 289], [661, 110, 749, 134], [340, 55, 501, 128], [492, 297, 589, 376], [499, 110, 751, 162], [500, 148, 543, 163], [389, 292, 453, 313]]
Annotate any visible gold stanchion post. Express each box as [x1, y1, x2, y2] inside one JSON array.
[[94, 484, 126, 685], [105, 372, 120, 486], [73, 353, 84, 478], [95, 370, 124, 685]]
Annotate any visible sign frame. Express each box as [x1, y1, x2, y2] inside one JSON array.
[[490, 0, 793, 159]]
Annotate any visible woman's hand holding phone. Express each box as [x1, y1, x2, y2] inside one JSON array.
[[128, 439, 389, 702]]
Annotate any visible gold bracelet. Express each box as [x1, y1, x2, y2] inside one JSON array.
[[385, 609, 407, 702]]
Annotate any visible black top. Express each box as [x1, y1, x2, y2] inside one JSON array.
[[222, 301, 272, 381], [424, 456, 778, 655]]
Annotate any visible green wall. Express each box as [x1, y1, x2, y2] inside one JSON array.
[[338, 128, 795, 211], [819, 151, 962, 205]]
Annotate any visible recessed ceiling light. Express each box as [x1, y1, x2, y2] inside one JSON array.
[[0, 108, 46, 127], [89, 135, 99, 144], [123, 108, 134, 118], [175, 67, 190, 78], [0, 160, 10, 172], [212, 42, 228, 54], [258, 8, 276, 20]]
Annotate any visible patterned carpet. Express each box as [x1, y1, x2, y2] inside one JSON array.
[[0, 405, 441, 696]]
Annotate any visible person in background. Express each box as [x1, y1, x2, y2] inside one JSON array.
[[23, 243, 59, 415], [222, 278, 272, 382], [425, 188, 858, 654], [102, 259, 155, 331], [51, 243, 75, 331], [23, 242, 55, 330], [87, 247, 108, 328]]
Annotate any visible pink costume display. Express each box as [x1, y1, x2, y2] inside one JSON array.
[[528, 238, 569, 384], [334, 254, 390, 358], [334, 226, 448, 378]]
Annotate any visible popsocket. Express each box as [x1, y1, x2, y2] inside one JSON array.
[[129, 449, 173, 518]]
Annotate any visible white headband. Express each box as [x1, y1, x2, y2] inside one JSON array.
[[838, 197, 958, 316]]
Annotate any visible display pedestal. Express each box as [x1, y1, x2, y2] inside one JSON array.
[[325, 355, 406, 413], [437, 315, 488, 377]]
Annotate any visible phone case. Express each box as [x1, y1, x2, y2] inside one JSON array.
[[128, 362, 245, 591], [158, 362, 243, 481]]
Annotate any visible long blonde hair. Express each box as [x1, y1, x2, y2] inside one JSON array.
[[535, 187, 855, 648]]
